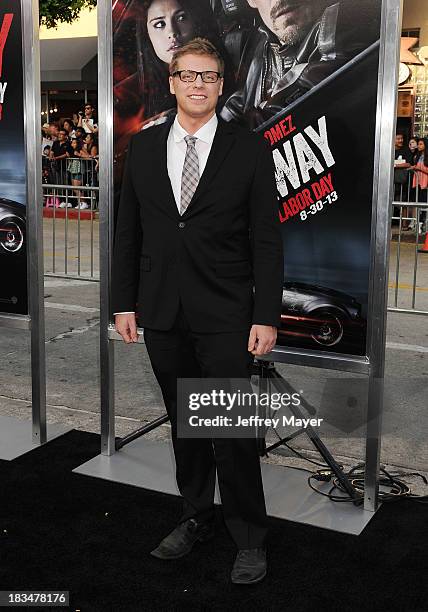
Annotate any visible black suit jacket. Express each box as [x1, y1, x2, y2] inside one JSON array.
[[111, 115, 284, 332]]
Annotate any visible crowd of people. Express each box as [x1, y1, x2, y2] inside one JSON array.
[[394, 133, 428, 231], [42, 103, 99, 210]]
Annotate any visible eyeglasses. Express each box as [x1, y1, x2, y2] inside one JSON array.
[[172, 70, 223, 83]]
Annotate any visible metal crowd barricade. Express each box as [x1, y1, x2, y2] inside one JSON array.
[[42, 157, 100, 281], [390, 169, 428, 315], [42, 156, 99, 196]]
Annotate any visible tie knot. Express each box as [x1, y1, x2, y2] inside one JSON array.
[[184, 135, 197, 146]]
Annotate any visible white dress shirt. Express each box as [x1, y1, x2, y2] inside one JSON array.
[[167, 113, 218, 209], [114, 113, 218, 315]]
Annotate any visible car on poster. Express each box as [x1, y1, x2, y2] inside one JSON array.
[[279, 282, 364, 350], [0, 197, 27, 313]]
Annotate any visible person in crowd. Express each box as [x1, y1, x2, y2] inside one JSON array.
[[50, 129, 73, 208], [394, 133, 413, 229], [82, 133, 98, 158], [412, 138, 428, 184], [50, 129, 72, 163], [42, 124, 54, 203], [77, 104, 98, 134], [42, 123, 53, 155], [408, 137, 418, 161], [48, 122, 59, 141], [42, 145, 54, 187], [410, 137, 428, 231], [79, 133, 99, 206], [42, 143, 61, 207], [42, 122, 51, 139], [221, 0, 381, 127], [394, 132, 412, 193], [62, 118, 77, 139], [75, 126, 86, 141], [66, 137, 89, 210]]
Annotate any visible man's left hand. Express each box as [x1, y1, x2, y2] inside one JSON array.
[[248, 325, 277, 356]]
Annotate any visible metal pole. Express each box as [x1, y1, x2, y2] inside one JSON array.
[[364, 0, 402, 511], [411, 208, 420, 309], [98, 0, 116, 456], [115, 415, 170, 451], [21, 0, 46, 445], [35, 27, 46, 441]]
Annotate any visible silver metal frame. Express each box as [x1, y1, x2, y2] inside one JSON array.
[[98, 0, 115, 456], [0, 0, 46, 443], [363, 0, 402, 510], [263, 0, 402, 511], [22, 0, 46, 443], [23, 0, 46, 443], [98, 0, 403, 509]]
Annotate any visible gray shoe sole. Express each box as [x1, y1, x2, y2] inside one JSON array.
[[231, 567, 267, 585], [150, 530, 214, 560]]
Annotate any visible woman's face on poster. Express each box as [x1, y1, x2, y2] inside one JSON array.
[[147, 0, 195, 64]]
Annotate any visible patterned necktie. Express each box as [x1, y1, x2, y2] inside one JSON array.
[[180, 135, 200, 215]]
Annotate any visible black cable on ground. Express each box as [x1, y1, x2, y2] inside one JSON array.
[[270, 425, 341, 470], [269, 432, 428, 504], [309, 462, 428, 503]]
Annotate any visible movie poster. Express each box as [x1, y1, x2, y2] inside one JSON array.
[[0, 1, 27, 316], [113, 0, 383, 357]]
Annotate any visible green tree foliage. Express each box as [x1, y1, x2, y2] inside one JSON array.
[[39, 0, 97, 29]]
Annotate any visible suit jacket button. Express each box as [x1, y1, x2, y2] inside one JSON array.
[[178, 222, 186, 228]]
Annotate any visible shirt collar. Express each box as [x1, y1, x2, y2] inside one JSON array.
[[172, 114, 218, 144]]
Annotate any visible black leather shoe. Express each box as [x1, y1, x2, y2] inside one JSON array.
[[231, 548, 267, 584], [150, 518, 214, 560]]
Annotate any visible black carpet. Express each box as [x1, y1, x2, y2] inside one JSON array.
[[0, 430, 427, 612]]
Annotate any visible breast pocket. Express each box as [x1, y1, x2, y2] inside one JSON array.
[[215, 260, 252, 278]]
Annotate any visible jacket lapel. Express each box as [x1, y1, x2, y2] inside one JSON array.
[[151, 114, 179, 219], [150, 115, 236, 219], [183, 117, 236, 217]]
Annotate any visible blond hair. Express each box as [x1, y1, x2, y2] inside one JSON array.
[[169, 37, 224, 76]]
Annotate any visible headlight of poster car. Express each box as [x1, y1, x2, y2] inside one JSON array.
[[0, 216, 25, 253], [0, 198, 27, 314], [0, 200, 25, 254]]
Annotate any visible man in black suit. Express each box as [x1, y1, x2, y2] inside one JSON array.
[[112, 38, 283, 584]]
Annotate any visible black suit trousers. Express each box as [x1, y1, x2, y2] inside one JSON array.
[[143, 304, 268, 549]]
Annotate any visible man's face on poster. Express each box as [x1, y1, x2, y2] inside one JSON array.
[[247, 0, 331, 45]]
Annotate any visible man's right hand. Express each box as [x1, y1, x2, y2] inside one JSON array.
[[115, 313, 138, 344]]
